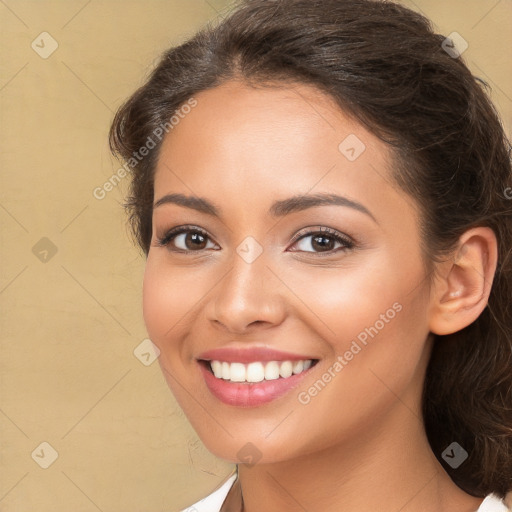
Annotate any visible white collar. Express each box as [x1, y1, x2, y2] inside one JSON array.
[[180, 470, 510, 512]]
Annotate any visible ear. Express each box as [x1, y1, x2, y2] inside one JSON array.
[[428, 227, 498, 335]]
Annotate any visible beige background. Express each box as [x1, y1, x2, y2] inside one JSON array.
[[1, 1, 511, 511]]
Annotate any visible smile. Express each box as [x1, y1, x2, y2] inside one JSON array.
[[198, 358, 319, 407], [208, 359, 314, 383]]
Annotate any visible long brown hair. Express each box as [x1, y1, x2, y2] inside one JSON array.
[[109, 0, 512, 498]]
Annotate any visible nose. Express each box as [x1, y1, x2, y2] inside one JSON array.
[[205, 248, 287, 334]]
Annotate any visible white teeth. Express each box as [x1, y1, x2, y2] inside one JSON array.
[[292, 360, 304, 374], [211, 360, 222, 378], [279, 360, 293, 378], [221, 361, 230, 380], [208, 359, 315, 383], [246, 362, 265, 383], [230, 363, 246, 382], [264, 361, 280, 380]]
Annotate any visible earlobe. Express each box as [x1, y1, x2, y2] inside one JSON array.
[[429, 227, 498, 336]]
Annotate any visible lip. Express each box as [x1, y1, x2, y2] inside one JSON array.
[[196, 346, 316, 364], [198, 360, 318, 407]]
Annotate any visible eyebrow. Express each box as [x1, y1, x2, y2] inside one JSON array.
[[153, 192, 377, 223]]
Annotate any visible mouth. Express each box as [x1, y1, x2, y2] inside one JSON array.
[[199, 358, 319, 383], [197, 358, 320, 407]]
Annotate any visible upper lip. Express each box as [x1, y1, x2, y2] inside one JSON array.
[[197, 346, 318, 364]]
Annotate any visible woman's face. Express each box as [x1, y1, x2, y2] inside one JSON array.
[[143, 80, 434, 464]]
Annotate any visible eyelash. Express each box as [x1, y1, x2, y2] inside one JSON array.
[[155, 224, 355, 257]]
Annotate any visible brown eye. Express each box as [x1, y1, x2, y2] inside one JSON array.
[[157, 226, 218, 252], [179, 231, 208, 250], [290, 228, 354, 255]]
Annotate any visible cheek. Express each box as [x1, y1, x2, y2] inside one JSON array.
[[142, 260, 169, 344], [142, 256, 192, 352], [286, 262, 430, 448], [287, 254, 421, 343], [287, 251, 431, 392]]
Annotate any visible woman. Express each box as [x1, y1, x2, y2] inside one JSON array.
[[109, 0, 512, 510]]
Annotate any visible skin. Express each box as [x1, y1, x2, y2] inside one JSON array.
[[143, 80, 497, 512]]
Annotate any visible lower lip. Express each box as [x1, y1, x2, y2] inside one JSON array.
[[198, 361, 315, 407]]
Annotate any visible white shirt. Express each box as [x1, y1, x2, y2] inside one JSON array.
[[179, 470, 510, 512]]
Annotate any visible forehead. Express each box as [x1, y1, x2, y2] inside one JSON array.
[[156, 80, 374, 167], [153, 80, 416, 227]]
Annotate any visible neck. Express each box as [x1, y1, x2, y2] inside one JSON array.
[[237, 396, 484, 512]]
